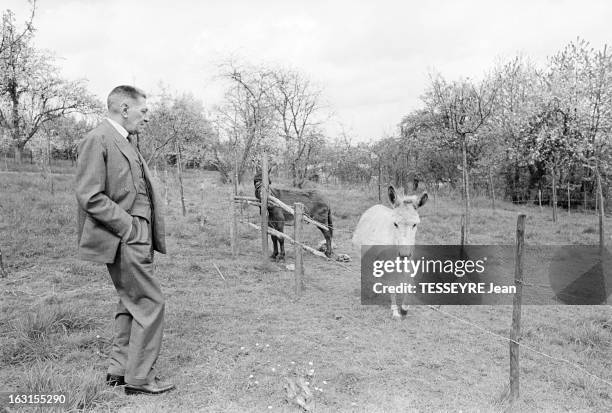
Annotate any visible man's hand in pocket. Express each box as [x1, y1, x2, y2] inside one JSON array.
[[125, 217, 139, 242]]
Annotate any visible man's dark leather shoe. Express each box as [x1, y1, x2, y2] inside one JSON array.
[[106, 374, 125, 386], [124, 379, 175, 395]]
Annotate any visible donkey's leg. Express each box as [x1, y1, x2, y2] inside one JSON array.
[[324, 230, 333, 257], [400, 295, 410, 315], [390, 293, 401, 319], [400, 276, 410, 315], [318, 227, 333, 258], [270, 234, 279, 260], [278, 236, 285, 262], [276, 221, 285, 262]]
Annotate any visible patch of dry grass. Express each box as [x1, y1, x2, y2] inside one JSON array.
[[1, 303, 99, 365], [19, 361, 117, 411]]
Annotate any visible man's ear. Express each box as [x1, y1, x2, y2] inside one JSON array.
[[120, 102, 129, 118]]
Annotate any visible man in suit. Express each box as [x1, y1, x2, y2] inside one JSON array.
[[75, 85, 175, 395]]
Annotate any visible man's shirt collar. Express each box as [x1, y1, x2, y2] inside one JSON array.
[[106, 117, 129, 139]]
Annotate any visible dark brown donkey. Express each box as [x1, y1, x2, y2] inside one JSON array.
[[254, 172, 333, 261]]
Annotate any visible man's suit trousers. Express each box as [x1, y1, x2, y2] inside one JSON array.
[[106, 216, 164, 385]]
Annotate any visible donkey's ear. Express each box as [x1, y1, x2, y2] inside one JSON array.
[[417, 192, 428, 208], [388, 185, 398, 206]]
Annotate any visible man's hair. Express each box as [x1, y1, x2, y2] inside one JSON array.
[[107, 85, 147, 110]]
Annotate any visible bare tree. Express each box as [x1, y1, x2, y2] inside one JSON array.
[[212, 61, 278, 184], [0, 4, 100, 162], [270, 69, 326, 187], [143, 91, 214, 167], [424, 74, 498, 243]]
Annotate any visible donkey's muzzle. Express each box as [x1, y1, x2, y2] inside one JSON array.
[[397, 245, 415, 260]]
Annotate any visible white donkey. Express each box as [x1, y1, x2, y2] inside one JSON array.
[[352, 185, 428, 318]]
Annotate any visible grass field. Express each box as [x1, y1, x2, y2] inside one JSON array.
[[1, 163, 611, 412]]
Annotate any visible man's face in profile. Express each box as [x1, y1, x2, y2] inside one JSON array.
[[124, 96, 149, 134]]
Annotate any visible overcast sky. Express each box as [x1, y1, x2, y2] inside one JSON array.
[[4, 0, 612, 142]]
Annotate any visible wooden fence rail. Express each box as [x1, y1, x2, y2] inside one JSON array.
[[234, 195, 331, 233]]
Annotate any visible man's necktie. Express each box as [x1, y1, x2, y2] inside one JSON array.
[[129, 134, 154, 205], [127, 133, 137, 149]]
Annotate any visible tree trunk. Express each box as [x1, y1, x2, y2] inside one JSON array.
[[164, 169, 169, 206], [176, 142, 186, 216], [489, 166, 496, 211], [0, 246, 8, 278], [13, 142, 22, 164], [583, 186, 587, 214], [596, 167, 605, 253], [290, 161, 297, 187], [233, 149, 238, 196], [378, 158, 382, 202], [296, 161, 307, 188], [551, 165, 558, 223], [403, 150, 410, 194], [462, 134, 470, 243], [238, 129, 256, 184], [10, 77, 22, 164], [567, 185, 571, 216]]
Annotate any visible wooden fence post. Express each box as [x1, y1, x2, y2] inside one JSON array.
[[261, 156, 269, 264], [294, 202, 304, 296], [230, 193, 238, 257], [510, 214, 526, 404]]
